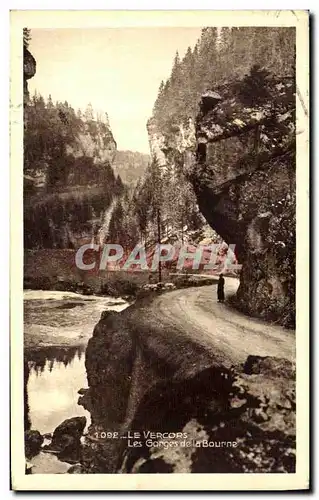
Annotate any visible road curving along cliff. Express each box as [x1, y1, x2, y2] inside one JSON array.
[[80, 280, 295, 474], [148, 70, 296, 328]]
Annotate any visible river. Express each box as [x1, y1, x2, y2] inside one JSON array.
[[24, 290, 130, 473]]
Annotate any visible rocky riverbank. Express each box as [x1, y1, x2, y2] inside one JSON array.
[[60, 283, 294, 474], [26, 352, 295, 474], [24, 280, 295, 474]]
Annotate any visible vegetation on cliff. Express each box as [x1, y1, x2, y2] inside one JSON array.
[[152, 27, 295, 135], [23, 29, 215, 255], [112, 150, 149, 185], [106, 155, 219, 258], [149, 27, 296, 327], [23, 91, 209, 253], [192, 66, 296, 327], [24, 94, 124, 248]]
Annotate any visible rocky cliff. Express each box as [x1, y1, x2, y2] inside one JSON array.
[[148, 71, 295, 327], [23, 47, 36, 106], [78, 304, 295, 473], [23, 55, 121, 249]]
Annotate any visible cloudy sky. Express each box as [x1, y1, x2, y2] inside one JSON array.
[[28, 27, 202, 153]]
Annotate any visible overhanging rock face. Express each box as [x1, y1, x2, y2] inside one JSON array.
[[188, 75, 296, 327], [23, 47, 36, 105]]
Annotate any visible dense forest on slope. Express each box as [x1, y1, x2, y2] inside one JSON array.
[[134, 158, 208, 243], [113, 150, 149, 185], [22, 28, 224, 253], [25, 28, 294, 253], [152, 27, 295, 134], [141, 26, 296, 266], [24, 93, 124, 248], [24, 92, 211, 251], [106, 156, 214, 253], [24, 94, 119, 192], [148, 26, 296, 324]]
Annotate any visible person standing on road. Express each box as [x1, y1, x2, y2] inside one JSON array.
[[217, 273, 225, 303]]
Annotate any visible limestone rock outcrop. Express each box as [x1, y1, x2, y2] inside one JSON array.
[[191, 76, 295, 327], [23, 46, 119, 250], [148, 73, 296, 327], [80, 306, 295, 473], [23, 47, 36, 105]]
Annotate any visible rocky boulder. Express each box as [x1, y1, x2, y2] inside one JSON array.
[[81, 304, 295, 473], [25, 429, 43, 459], [67, 463, 88, 474], [120, 356, 295, 473], [44, 416, 86, 462], [52, 416, 86, 442]]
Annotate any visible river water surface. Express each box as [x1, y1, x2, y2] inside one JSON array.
[[24, 290, 129, 473]]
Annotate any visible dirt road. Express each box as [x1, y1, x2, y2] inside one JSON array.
[[147, 278, 295, 368]]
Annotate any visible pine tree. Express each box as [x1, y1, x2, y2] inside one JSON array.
[[237, 64, 270, 107], [149, 157, 163, 280], [108, 201, 124, 244], [23, 28, 31, 48], [152, 25, 295, 137], [153, 80, 165, 115], [202, 27, 218, 89], [47, 94, 54, 109], [84, 103, 94, 121]]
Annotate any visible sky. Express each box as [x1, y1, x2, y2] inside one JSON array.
[[28, 28, 202, 154]]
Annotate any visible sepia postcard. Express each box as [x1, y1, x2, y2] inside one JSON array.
[[10, 9, 309, 491]]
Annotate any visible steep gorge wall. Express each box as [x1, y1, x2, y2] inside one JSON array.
[[23, 49, 121, 250], [24, 38, 296, 475], [148, 74, 295, 327], [23, 47, 36, 106]]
